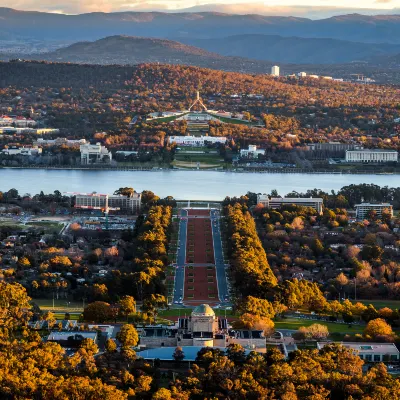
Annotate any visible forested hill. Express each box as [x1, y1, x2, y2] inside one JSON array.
[[36, 36, 232, 66]]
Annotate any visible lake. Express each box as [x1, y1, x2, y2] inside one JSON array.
[[1, 169, 399, 200]]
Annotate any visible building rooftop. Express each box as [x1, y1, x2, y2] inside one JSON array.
[[317, 342, 399, 354], [192, 304, 215, 317], [355, 203, 392, 207], [270, 197, 323, 203], [346, 149, 398, 153], [137, 346, 257, 361]]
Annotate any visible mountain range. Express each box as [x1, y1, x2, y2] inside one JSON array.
[[2, 8, 400, 44]]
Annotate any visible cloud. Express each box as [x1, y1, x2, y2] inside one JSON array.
[[374, 0, 393, 3], [6, 0, 184, 14]]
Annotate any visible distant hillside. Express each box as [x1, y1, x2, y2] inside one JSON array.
[[367, 53, 400, 68], [2, 8, 400, 45], [39, 36, 225, 64], [180, 34, 400, 64]]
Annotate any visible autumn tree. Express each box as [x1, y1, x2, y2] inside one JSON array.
[[364, 318, 394, 339], [116, 324, 139, 348]]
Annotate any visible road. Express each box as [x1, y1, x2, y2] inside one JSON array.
[[173, 209, 188, 304], [172, 208, 230, 305], [210, 209, 230, 303]]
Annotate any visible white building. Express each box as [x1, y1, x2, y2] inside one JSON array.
[[298, 72, 307, 77], [75, 192, 141, 214], [1, 146, 42, 156], [257, 194, 324, 214], [34, 138, 87, 147], [169, 135, 227, 146], [271, 66, 280, 77], [0, 115, 37, 127], [355, 203, 393, 220], [345, 149, 398, 163], [240, 145, 265, 159], [317, 342, 399, 363], [80, 143, 112, 164]]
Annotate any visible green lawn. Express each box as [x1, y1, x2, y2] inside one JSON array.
[[32, 298, 84, 311], [353, 300, 400, 310], [274, 318, 364, 334], [53, 313, 80, 320]]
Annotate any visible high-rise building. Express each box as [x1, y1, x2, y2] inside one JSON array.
[[271, 66, 280, 77]]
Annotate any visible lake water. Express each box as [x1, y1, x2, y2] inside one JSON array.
[[1, 169, 399, 200]]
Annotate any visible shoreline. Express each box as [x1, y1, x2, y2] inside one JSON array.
[[0, 166, 397, 175]]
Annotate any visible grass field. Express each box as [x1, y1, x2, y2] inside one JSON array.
[[353, 300, 400, 310], [53, 313, 80, 320], [274, 318, 365, 334], [33, 298, 84, 311]]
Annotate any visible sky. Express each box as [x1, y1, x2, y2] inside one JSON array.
[[3, 1, 400, 18]]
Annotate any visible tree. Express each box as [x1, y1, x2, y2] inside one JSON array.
[[293, 324, 329, 341], [105, 338, 117, 353], [152, 388, 173, 400], [114, 187, 135, 197], [240, 296, 275, 318], [83, 301, 113, 323], [172, 346, 185, 366], [118, 295, 136, 320], [18, 256, 31, 269], [116, 324, 139, 347], [364, 318, 394, 339]]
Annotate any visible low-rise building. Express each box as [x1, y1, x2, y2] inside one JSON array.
[[75, 192, 142, 214], [257, 195, 324, 214], [240, 145, 265, 159], [317, 342, 399, 363], [307, 142, 361, 152], [345, 149, 398, 163], [47, 331, 98, 348], [1, 146, 42, 156], [80, 143, 112, 164], [355, 203, 393, 220], [169, 135, 227, 146], [0, 115, 37, 127], [34, 138, 87, 147]]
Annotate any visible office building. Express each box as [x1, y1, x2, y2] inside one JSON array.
[[307, 142, 361, 152], [75, 192, 142, 214], [80, 143, 112, 164], [240, 145, 265, 158], [169, 135, 227, 146], [317, 342, 399, 363], [271, 66, 280, 77], [355, 203, 393, 220], [257, 195, 324, 214], [345, 149, 398, 163]]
